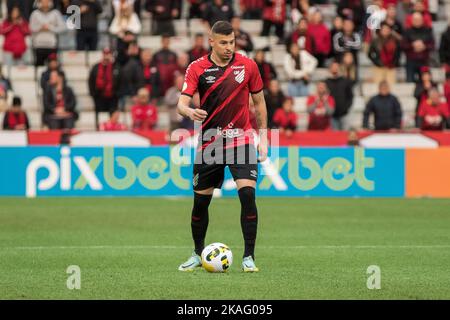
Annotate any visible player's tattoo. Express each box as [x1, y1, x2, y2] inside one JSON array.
[[252, 91, 267, 130]]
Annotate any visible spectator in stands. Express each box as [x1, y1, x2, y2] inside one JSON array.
[[395, 0, 411, 24], [40, 53, 65, 91], [264, 79, 285, 128], [325, 61, 354, 130], [54, 0, 76, 50], [439, 23, 450, 72], [115, 32, 138, 66], [284, 42, 317, 97], [445, 72, 450, 114], [404, 0, 433, 29], [273, 97, 297, 137], [337, 0, 366, 32], [286, 18, 314, 55], [340, 51, 357, 82], [368, 22, 401, 86], [290, 0, 312, 25], [2, 96, 29, 130], [5, 0, 35, 21], [164, 73, 184, 131], [118, 42, 141, 110], [254, 49, 277, 90], [0, 66, 13, 92], [89, 48, 121, 130], [417, 88, 450, 130], [231, 16, 254, 55], [99, 110, 127, 131], [43, 70, 78, 130], [332, 19, 362, 65], [261, 0, 286, 43], [152, 35, 178, 97], [240, 0, 263, 20], [414, 66, 438, 126], [29, 0, 66, 67], [307, 81, 335, 131], [109, 2, 141, 39], [176, 52, 189, 76], [131, 87, 158, 130], [402, 12, 435, 83], [145, 0, 180, 36], [72, 0, 103, 51], [0, 6, 30, 72], [347, 128, 360, 146], [138, 49, 161, 102], [330, 16, 344, 59], [187, 33, 209, 63], [203, 0, 234, 30], [363, 81, 402, 130], [189, 0, 207, 19], [384, 4, 403, 41], [307, 10, 331, 68], [0, 66, 13, 112]]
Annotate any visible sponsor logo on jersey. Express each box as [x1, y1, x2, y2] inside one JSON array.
[[231, 65, 245, 69], [250, 170, 257, 178], [205, 67, 219, 72], [234, 69, 245, 84]]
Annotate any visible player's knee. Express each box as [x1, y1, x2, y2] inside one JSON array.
[[192, 192, 212, 218], [238, 187, 257, 218]]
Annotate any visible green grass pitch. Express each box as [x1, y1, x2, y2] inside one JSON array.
[[1, 197, 450, 299]]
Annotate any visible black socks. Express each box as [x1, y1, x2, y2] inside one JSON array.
[[238, 187, 258, 259], [191, 192, 213, 256]]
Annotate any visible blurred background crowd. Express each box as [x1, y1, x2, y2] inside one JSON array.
[[0, 0, 449, 136]]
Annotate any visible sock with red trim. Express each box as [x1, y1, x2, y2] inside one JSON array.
[[238, 186, 258, 259]]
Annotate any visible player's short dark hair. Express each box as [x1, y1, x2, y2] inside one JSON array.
[[211, 21, 233, 36]]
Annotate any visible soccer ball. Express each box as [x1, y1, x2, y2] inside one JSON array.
[[201, 243, 233, 273]]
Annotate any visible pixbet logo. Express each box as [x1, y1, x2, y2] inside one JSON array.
[[25, 147, 190, 197], [26, 147, 102, 197], [258, 148, 375, 192]]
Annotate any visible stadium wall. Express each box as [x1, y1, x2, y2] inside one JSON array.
[[1, 146, 449, 198]]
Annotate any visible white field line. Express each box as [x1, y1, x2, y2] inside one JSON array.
[[2, 245, 450, 250]]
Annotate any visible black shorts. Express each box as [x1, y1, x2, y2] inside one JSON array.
[[193, 144, 258, 191]]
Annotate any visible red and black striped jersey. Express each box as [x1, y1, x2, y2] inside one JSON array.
[[181, 52, 264, 148]]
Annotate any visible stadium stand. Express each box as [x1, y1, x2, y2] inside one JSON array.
[[0, 0, 449, 135]]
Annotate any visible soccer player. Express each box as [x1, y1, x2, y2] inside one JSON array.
[[176, 21, 268, 272]]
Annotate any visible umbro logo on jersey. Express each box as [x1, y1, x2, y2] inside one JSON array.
[[205, 76, 216, 83], [234, 69, 245, 84]]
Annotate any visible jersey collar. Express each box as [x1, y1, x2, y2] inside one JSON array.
[[208, 52, 235, 69]]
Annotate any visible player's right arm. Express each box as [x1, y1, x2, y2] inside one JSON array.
[[177, 95, 208, 122], [177, 60, 208, 122]]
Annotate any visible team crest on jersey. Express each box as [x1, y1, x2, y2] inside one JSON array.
[[234, 69, 245, 84]]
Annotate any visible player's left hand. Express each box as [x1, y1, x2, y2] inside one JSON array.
[[258, 140, 268, 163]]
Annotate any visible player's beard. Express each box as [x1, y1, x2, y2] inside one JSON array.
[[222, 51, 233, 62]]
